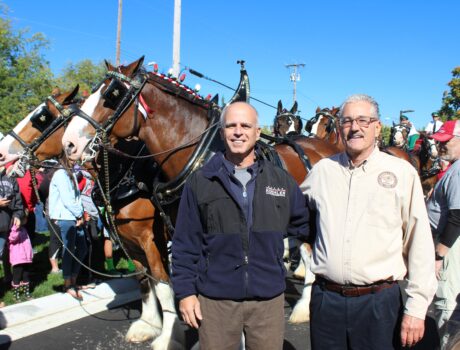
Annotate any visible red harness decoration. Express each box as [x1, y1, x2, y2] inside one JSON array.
[[139, 93, 154, 115]]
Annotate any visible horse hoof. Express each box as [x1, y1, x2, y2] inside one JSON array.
[[125, 319, 161, 343]]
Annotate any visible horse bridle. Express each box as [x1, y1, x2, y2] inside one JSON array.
[[390, 124, 411, 148], [306, 110, 337, 135], [420, 136, 441, 179], [7, 96, 85, 171]]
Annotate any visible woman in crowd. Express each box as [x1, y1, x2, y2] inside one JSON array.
[[48, 155, 87, 300]]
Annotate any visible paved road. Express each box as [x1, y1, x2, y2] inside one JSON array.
[[0, 273, 440, 350], [0, 276, 310, 350]]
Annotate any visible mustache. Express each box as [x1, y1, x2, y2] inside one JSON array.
[[344, 130, 364, 140]]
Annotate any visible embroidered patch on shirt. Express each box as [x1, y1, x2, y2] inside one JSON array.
[[377, 171, 398, 188], [266, 186, 286, 197]]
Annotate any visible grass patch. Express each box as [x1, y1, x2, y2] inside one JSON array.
[[0, 231, 130, 306]]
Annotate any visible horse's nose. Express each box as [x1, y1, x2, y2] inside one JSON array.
[[64, 141, 76, 157], [0, 152, 4, 162]]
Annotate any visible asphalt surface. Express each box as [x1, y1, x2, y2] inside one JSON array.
[[0, 273, 441, 350], [0, 274, 310, 350]]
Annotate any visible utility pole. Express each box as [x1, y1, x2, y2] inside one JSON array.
[[172, 0, 181, 77], [116, 0, 123, 66], [285, 63, 305, 104]]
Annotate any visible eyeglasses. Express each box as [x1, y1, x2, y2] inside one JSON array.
[[339, 116, 378, 128]]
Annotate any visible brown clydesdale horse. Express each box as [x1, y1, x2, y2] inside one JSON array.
[[61, 57, 343, 329], [273, 100, 303, 137], [0, 88, 178, 348]]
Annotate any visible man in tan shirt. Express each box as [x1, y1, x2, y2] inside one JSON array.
[[301, 94, 437, 349]]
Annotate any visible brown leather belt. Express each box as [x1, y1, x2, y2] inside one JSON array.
[[315, 277, 397, 297]]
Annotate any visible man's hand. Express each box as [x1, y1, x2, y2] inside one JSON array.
[[179, 295, 202, 329], [0, 198, 11, 208], [400, 314, 425, 348]]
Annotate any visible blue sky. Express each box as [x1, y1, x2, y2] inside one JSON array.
[[3, 0, 459, 130]]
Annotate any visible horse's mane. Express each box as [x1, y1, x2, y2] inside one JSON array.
[[146, 70, 217, 110]]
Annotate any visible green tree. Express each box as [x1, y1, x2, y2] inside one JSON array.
[[0, 6, 54, 132], [380, 124, 392, 146], [54, 59, 106, 97], [440, 66, 460, 120]]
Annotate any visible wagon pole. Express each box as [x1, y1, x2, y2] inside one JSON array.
[[185, 67, 277, 109]]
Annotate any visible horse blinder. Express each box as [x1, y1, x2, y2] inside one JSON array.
[[101, 78, 129, 109], [30, 106, 54, 132]]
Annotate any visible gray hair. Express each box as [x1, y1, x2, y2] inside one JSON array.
[[219, 102, 259, 128], [339, 94, 380, 120]]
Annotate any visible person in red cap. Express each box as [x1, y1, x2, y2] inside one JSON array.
[[426, 119, 460, 349]]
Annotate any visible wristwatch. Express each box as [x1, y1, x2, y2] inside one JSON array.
[[435, 252, 445, 261]]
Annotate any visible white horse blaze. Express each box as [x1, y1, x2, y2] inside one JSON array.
[[0, 105, 43, 166], [61, 86, 104, 161], [310, 118, 321, 135]]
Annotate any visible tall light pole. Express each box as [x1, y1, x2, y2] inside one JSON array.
[[285, 63, 305, 104], [172, 0, 181, 77], [115, 0, 123, 66]]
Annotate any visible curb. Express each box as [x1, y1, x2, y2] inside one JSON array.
[[0, 277, 140, 344]]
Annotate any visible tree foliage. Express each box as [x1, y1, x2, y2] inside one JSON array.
[[440, 66, 460, 120], [54, 59, 106, 97], [0, 8, 54, 132]]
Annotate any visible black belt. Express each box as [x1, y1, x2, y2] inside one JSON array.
[[315, 276, 397, 297]]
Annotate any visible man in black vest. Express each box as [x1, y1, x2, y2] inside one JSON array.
[[172, 102, 309, 349]]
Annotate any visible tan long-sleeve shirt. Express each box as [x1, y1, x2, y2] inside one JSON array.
[[301, 147, 437, 319]]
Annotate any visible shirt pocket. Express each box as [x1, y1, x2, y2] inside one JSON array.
[[366, 190, 399, 229]]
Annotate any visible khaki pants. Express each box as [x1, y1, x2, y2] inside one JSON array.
[[434, 238, 460, 350], [198, 293, 285, 350]]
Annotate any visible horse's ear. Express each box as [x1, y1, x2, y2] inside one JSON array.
[[211, 94, 219, 104], [133, 56, 145, 73], [105, 60, 114, 70], [392, 121, 395, 127], [290, 101, 298, 114], [277, 100, 283, 115], [316, 106, 320, 113], [63, 85, 80, 104], [332, 107, 340, 115]]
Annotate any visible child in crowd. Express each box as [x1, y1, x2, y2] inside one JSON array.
[[9, 223, 33, 300]]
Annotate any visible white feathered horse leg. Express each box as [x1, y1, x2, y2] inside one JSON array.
[[150, 280, 183, 350], [289, 243, 314, 323], [125, 277, 163, 343]]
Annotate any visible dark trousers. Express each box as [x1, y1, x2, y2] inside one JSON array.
[[48, 217, 62, 259], [25, 211, 36, 242], [310, 283, 403, 350], [12, 263, 30, 285]]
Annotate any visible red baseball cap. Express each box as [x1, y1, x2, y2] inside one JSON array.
[[431, 120, 460, 142]]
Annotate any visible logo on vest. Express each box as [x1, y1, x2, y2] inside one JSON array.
[[266, 186, 286, 197], [377, 171, 398, 188]]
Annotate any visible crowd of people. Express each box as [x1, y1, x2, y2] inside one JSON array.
[[0, 98, 458, 349], [0, 144, 131, 303]]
